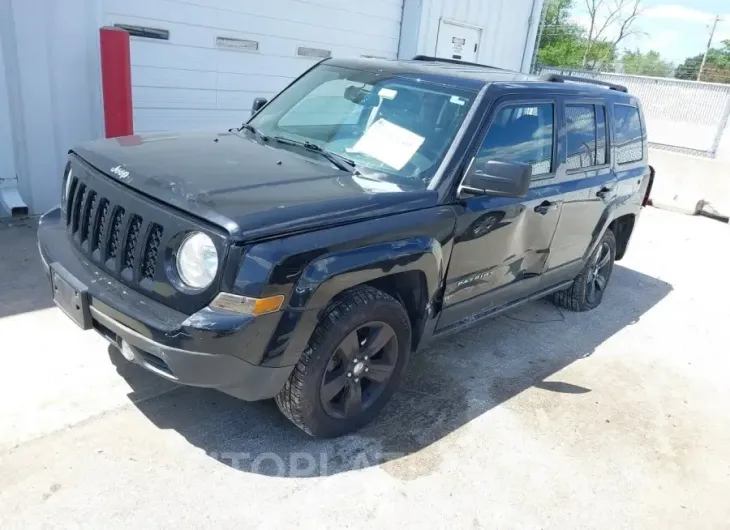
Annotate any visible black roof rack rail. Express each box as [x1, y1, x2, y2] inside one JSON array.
[[412, 55, 508, 71], [541, 73, 628, 93]]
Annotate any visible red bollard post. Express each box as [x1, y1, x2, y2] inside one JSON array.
[[99, 26, 133, 138]]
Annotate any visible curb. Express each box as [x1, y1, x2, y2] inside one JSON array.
[[646, 198, 702, 216], [698, 200, 730, 223], [648, 199, 730, 223]]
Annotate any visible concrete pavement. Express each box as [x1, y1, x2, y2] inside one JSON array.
[[1, 208, 729, 529]]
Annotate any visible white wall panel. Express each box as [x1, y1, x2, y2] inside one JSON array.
[[400, 0, 543, 72], [104, 0, 403, 132], [133, 109, 244, 132], [131, 66, 219, 90], [133, 87, 219, 110], [0, 0, 103, 214], [0, 35, 16, 189]]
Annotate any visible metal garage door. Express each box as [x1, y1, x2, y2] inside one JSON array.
[[103, 0, 404, 133]]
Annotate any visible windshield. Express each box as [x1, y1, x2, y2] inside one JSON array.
[[248, 64, 477, 189]]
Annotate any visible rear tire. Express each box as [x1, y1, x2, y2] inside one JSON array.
[[275, 285, 411, 438], [552, 229, 617, 312]]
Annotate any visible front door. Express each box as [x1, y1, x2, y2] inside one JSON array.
[[543, 100, 617, 281], [435, 20, 481, 62], [436, 99, 562, 332]]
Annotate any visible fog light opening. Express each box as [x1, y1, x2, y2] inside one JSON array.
[[120, 340, 136, 362]]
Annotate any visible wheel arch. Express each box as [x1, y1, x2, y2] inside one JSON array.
[[365, 270, 430, 351], [607, 213, 636, 261], [262, 237, 447, 367]]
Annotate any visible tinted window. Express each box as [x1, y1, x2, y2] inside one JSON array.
[[614, 105, 643, 164], [566, 105, 598, 169], [477, 103, 554, 177]]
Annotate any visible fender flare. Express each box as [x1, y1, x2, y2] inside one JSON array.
[[289, 236, 445, 310], [261, 236, 447, 367]]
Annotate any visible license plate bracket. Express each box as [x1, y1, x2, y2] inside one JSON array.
[[51, 263, 92, 330]]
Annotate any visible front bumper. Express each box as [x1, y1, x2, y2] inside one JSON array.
[[37, 207, 294, 401]]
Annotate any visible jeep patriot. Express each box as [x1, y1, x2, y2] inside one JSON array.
[[38, 56, 653, 437]]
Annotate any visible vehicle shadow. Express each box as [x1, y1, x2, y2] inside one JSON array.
[[0, 217, 55, 319], [111, 264, 672, 479]]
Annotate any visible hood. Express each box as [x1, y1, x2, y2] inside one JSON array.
[[72, 132, 438, 241]]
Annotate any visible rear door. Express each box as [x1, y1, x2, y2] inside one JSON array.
[[542, 98, 616, 284], [436, 97, 563, 331], [613, 102, 650, 209]]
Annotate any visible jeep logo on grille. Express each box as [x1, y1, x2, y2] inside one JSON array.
[[110, 165, 130, 180]]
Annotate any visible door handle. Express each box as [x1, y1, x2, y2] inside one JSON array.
[[534, 201, 559, 215], [596, 187, 613, 200]]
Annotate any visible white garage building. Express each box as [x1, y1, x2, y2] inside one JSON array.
[[0, 0, 543, 215]]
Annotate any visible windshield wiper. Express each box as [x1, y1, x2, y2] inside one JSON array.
[[236, 123, 270, 143], [272, 136, 358, 174]]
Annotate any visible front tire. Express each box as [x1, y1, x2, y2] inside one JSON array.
[[275, 286, 411, 438], [552, 229, 617, 312]]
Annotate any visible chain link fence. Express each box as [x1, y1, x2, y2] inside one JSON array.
[[537, 66, 730, 160]]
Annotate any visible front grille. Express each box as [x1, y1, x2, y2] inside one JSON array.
[[63, 158, 226, 313], [142, 224, 164, 280], [92, 199, 109, 253], [65, 174, 157, 284], [71, 184, 86, 234], [107, 207, 125, 262], [123, 215, 142, 271], [80, 191, 97, 245]]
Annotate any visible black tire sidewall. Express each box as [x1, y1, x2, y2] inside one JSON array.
[[579, 230, 617, 310], [296, 292, 411, 437]]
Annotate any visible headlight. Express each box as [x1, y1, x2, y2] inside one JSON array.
[[176, 232, 219, 289]]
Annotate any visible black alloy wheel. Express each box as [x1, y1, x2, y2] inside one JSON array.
[[275, 285, 411, 437], [552, 229, 616, 312], [586, 241, 612, 305], [319, 321, 398, 419]]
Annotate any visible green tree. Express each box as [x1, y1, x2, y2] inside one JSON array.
[[675, 40, 730, 83], [622, 49, 673, 77], [539, 38, 616, 69], [536, 0, 621, 70]]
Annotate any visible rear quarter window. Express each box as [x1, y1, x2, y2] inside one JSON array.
[[614, 104, 644, 164]]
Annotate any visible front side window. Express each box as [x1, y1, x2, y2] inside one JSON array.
[[614, 104, 643, 164], [249, 65, 478, 189], [476, 103, 554, 177]]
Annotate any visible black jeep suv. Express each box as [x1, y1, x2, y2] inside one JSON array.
[[38, 57, 652, 437]]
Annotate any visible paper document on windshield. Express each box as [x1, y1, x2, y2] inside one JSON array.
[[350, 119, 425, 170]]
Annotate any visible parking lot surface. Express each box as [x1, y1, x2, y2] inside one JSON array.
[[1, 208, 729, 529]]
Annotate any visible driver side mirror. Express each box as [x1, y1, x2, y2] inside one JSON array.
[[460, 159, 532, 198], [251, 97, 268, 116]]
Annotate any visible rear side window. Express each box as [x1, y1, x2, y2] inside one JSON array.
[[478, 103, 554, 177], [565, 104, 608, 170], [614, 104, 643, 164]]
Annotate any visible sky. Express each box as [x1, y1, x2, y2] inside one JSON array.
[[569, 0, 730, 64]]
